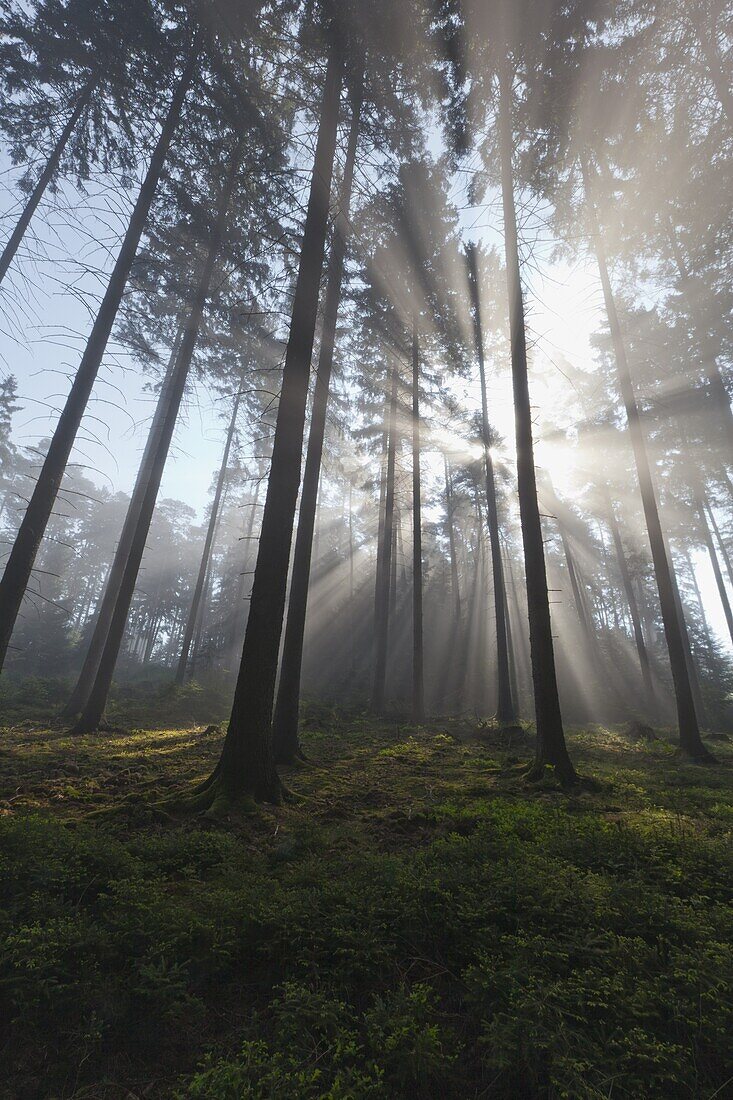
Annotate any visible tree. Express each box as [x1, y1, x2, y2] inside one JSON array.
[[175, 385, 242, 684], [72, 131, 243, 733], [497, 62, 576, 783], [0, 0, 172, 285], [581, 158, 714, 761], [371, 363, 398, 714], [271, 62, 363, 763], [465, 242, 514, 722], [185, 37, 345, 807], [0, 31, 199, 674], [411, 309, 424, 722]]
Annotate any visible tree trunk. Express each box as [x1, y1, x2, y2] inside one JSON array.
[[411, 311, 424, 723], [312, 468, 324, 573], [444, 456, 461, 621], [601, 483, 655, 704], [201, 45, 344, 805], [175, 389, 241, 683], [502, 551, 521, 715], [560, 526, 592, 640], [348, 477, 355, 674], [0, 46, 197, 674], [61, 322, 184, 716], [498, 64, 575, 783], [72, 132, 238, 734], [504, 545, 532, 716], [143, 606, 161, 666], [0, 73, 98, 286], [705, 495, 733, 588], [662, 528, 708, 726], [189, 499, 225, 676], [694, 488, 733, 645], [582, 156, 712, 761], [227, 479, 261, 662], [390, 507, 398, 619], [271, 69, 362, 762], [683, 548, 715, 655], [371, 364, 398, 713], [466, 242, 515, 721]]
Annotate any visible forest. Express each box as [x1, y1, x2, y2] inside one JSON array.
[[0, 0, 731, 1096]]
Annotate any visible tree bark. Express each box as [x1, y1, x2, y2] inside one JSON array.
[[271, 71, 362, 760], [203, 45, 344, 805], [0, 46, 197, 674], [694, 487, 733, 646], [227, 478, 262, 663], [582, 156, 712, 761], [189, 498, 226, 675], [705, 495, 733, 588], [72, 131, 238, 734], [498, 64, 575, 783], [0, 73, 99, 286], [662, 527, 708, 727], [175, 389, 241, 684], [61, 323, 184, 716], [444, 456, 461, 621], [411, 311, 424, 723], [371, 364, 398, 713], [466, 242, 515, 721], [348, 477, 355, 674], [390, 506, 398, 619], [601, 483, 655, 704]]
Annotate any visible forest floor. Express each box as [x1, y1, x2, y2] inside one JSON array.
[[1, 701, 732, 1099]]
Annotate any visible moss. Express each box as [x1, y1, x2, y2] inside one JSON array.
[[0, 714, 731, 1098]]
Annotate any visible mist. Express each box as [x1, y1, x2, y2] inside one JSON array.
[[0, 1, 732, 1094]]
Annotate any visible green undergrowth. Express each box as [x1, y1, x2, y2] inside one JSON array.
[[0, 709, 731, 1098]]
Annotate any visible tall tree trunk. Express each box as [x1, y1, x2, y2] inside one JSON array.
[[444, 456, 461, 621], [683, 548, 715, 656], [200, 46, 344, 805], [601, 483, 655, 704], [502, 550, 520, 715], [371, 364, 398, 713], [312, 468, 324, 573], [189, 499, 226, 676], [61, 322, 184, 716], [227, 479, 261, 662], [348, 477, 355, 674], [705, 495, 733, 587], [72, 135, 238, 734], [596, 522, 619, 629], [411, 311, 424, 723], [504, 545, 532, 716], [560, 526, 592, 641], [143, 606, 161, 666], [582, 157, 712, 761], [390, 507, 398, 619], [175, 390, 241, 683], [662, 524, 709, 729], [466, 243, 515, 721], [498, 64, 575, 783], [0, 47, 197, 674], [0, 73, 98, 287], [694, 487, 733, 645], [271, 70, 362, 762]]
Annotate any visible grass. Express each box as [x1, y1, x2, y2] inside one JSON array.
[[0, 704, 732, 1098]]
